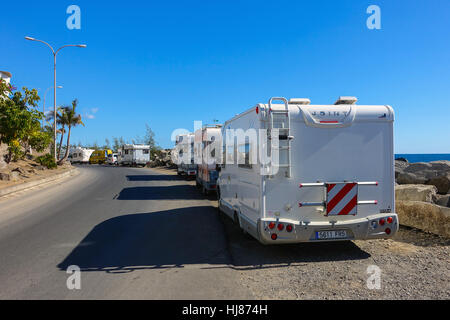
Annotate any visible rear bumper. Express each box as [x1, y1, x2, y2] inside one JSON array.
[[258, 213, 399, 244]]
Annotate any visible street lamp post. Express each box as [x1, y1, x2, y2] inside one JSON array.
[[43, 85, 62, 127], [25, 36, 86, 162]]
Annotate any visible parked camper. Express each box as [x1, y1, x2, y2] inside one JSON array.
[[194, 125, 222, 195], [119, 144, 150, 166], [174, 133, 196, 178], [89, 149, 113, 164], [69, 148, 95, 164], [218, 96, 398, 244], [107, 153, 119, 165]]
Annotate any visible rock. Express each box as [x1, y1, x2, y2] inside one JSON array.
[[395, 184, 437, 203], [0, 172, 9, 181], [10, 171, 19, 181], [404, 162, 433, 174], [35, 165, 46, 171], [395, 160, 409, 179], [0, 171, 20, 181], [397, 172, 428, 185], [12, 167, 28, 175], [434, 194, 450, 208], [426, 173, 450, 195], [397, 200, 450, 238], [395, 157, 408, 163], [429, 160, 450, 172]]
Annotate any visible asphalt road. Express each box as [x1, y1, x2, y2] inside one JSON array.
[[0, 165, 448, 300], [0, 165, 252, 299]]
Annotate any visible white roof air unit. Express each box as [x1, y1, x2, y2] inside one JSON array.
[[289, 98, 311, 105], [334, 96, 358, 105]]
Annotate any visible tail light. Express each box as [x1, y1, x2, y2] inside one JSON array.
[[271, 233, 277, 240], [387, 217, 393, 224], [379, 218, 385, 226], [286, 225, 293, 232], [277, 223, 284, 231], [385, 228, 391, 235], [268, 222, 275, 229]]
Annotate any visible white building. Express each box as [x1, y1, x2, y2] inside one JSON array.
[[0, 71, 12, 85]]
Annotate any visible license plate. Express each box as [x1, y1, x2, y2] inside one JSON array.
[[316, 230, 348, 240]]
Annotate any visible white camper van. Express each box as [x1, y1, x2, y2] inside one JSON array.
[[119, 144, 150, 166], [68, 148, 95, 164], [175, 133, 197, 178], [218, 96, 398, 244], [194, 125, 222, 194]]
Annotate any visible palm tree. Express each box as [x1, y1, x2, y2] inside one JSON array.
[[56, 107, 69, 160], [59, 99, 84, 164]]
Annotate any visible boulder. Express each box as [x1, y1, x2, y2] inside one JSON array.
[[426, 173, 450, 195], [395, 160, 409, 179], [395, 184, 437, 203], [0, 172, 9, 181], [434, 194, 450, 208], [396, 200, 450, 238], [429, 160, 450, 172], [0, 171, 20, 181], [12, 167, 28, 175], [397, 172, 428, 185], [396, 160, 450, 189], [404, 162, 433, 174]]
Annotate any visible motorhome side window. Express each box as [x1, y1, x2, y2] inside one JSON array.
[[238, 142, 252, 169], [143, 149, 149, 154], [125, 150, 129, 155]]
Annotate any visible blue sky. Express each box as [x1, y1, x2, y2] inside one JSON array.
[[1, 0, 449, 152]]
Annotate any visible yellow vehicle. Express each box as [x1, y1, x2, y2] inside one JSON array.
[[89, 149, 113, 164]]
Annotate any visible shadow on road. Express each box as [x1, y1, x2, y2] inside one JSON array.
[[58, 206, 370, 273], [219, 214, 371, 271], [117, 185, 203, 200], [126, 175, 182, 182]]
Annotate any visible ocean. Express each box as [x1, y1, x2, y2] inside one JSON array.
[[395, 154, 450, 163]]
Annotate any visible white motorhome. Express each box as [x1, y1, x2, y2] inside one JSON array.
[[194, 125, 222, 194], [218, 96, 398, 244], [175, 133, 196, 178], [119, 144, 150, 166], [68, 148, 95, 164]]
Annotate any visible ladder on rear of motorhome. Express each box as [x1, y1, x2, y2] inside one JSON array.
[[268, 97, 292, 178]]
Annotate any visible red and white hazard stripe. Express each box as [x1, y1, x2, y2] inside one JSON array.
[[326, 183, 358, 216]]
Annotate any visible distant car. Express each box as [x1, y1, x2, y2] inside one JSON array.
[[89, 149, 113, 164], [107, 153, 119, 165]]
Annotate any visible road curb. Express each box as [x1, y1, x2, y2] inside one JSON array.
[[0, 168, 79, 198]]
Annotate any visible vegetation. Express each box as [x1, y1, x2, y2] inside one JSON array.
[[0, 79, 52, 163], [35, 153, 57, 169], [58, 99, 84, 164]]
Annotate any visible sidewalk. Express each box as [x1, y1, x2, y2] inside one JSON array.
[[0, 167, 78, 198]]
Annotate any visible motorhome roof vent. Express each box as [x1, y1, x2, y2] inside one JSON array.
[[334, 96, 357, 105], [289, 98, 311, 105]]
